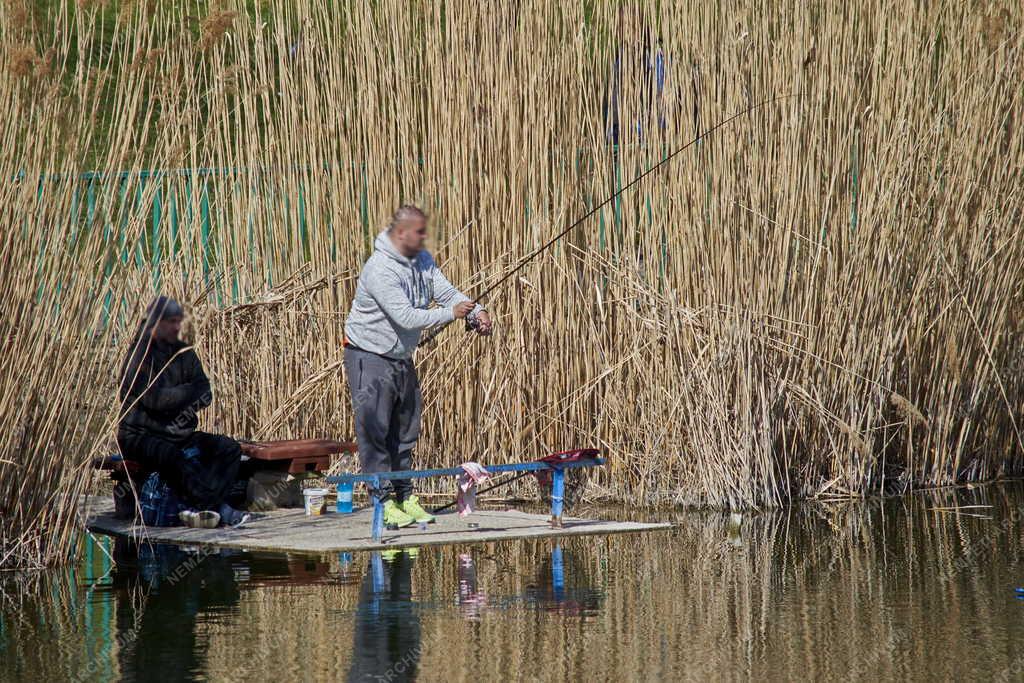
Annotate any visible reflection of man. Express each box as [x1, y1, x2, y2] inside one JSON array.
[[348, 550, 421, 682], [111, 539, 241, 681], [117, 296, 247, 526], [343, 205, 493, 529]]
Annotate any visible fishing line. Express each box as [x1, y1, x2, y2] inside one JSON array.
[[418, 94, 798, 512], [419, 92, 800, 347]]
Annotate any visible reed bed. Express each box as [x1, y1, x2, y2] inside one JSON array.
[[1, 0, 1022, 568]]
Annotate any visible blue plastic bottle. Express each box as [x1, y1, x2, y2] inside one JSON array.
[[336, 482, 354, 513]]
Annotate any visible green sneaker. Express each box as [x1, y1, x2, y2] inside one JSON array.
[[381, 548, 419, 562], [401, 495, 436, 524], [383, 499, 415, 528]]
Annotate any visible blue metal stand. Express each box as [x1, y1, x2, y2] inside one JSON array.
[[328, 458, 603, 485], [370, 476, 384, 542], [327, 457, 605, 542], [370, 551, 384, 616], [550, 468, 565, 527], [551, 545, 565, 602]]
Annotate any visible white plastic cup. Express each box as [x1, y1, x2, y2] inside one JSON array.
[[303, 488, 328, 516]]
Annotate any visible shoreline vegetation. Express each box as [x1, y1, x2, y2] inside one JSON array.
[[1, 0, 1022, 569]]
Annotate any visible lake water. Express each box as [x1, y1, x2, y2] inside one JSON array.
[[3, 483, 1024, 682]]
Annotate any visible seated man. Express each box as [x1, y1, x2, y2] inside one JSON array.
[[117, 295, 247, 526]]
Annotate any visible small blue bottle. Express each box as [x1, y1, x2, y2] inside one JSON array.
[[336, 482, 354, 514]]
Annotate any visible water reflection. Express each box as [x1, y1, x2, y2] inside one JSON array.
[[456, 552, 487, 618], [4, 483, 1024, 681], [526, 545, 604, 616], [345, 543, 597, 681], [109, 539, 242, 681], [348, 550, 422, 682]]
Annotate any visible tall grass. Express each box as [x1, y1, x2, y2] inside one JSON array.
[[1, 0, 1022, 568]]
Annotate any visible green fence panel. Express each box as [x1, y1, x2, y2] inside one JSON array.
[[151, 184, 162, 288]]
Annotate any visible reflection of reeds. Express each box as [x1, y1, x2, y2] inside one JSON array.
[[2, 1, 1023, 568], [12, 485, 1020, 681]]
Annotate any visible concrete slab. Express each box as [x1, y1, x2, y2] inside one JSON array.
[[83, 498, 670, 554]]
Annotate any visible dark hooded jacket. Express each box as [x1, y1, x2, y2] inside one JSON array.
[[117, 321, 212, 443]]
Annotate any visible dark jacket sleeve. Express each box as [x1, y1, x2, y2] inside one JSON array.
[[128, 350, 211, 416], [185, 351, 213, 411]]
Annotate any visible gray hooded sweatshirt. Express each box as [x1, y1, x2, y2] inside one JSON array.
[[344, 230, 482, 359]]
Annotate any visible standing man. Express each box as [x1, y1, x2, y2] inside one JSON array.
[[343, 205, 492, 528]]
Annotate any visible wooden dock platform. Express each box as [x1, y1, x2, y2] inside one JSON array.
[[83, 498, 670, 554]]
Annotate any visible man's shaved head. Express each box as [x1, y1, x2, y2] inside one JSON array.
[[388, 205, 427, 232], [387, 204, 430, 257]]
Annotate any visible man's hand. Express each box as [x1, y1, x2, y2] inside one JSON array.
[[453, 301, 476, 319], [473, 310, 493, 336]]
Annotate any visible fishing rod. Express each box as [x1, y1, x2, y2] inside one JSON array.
[[431, 470, 533, 514], [419, 92, 798, 347], [418, 95, 798, 514]]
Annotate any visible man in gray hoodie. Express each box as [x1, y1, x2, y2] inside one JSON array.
[[343, 205, 492, 528]]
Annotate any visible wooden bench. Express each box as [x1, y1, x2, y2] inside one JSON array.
[[94, 439, 356, 477], [240, 438, 356, 474], [326, 450, 605, 542], [94, 439, 356, 517], [92, 455, 151, 518], [93, 453, 146, 477]]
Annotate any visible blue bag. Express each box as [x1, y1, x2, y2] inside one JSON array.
[[139, 472, 186, 526]]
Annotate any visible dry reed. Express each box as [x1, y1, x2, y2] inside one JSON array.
[[1, 0, 1022, 568]]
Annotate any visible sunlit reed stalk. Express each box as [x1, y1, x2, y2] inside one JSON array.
[[0, 0, 1021, 567]]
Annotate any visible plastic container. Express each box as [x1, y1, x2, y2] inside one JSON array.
[[303, 488, 328, 516], [336, 482, 354, 514]]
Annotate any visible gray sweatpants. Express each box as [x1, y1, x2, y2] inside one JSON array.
[[343, 346, 422, 502]]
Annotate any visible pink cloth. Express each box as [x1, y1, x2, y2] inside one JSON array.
[[456, 462, 491, 516], [457, 553, 488, 618]]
